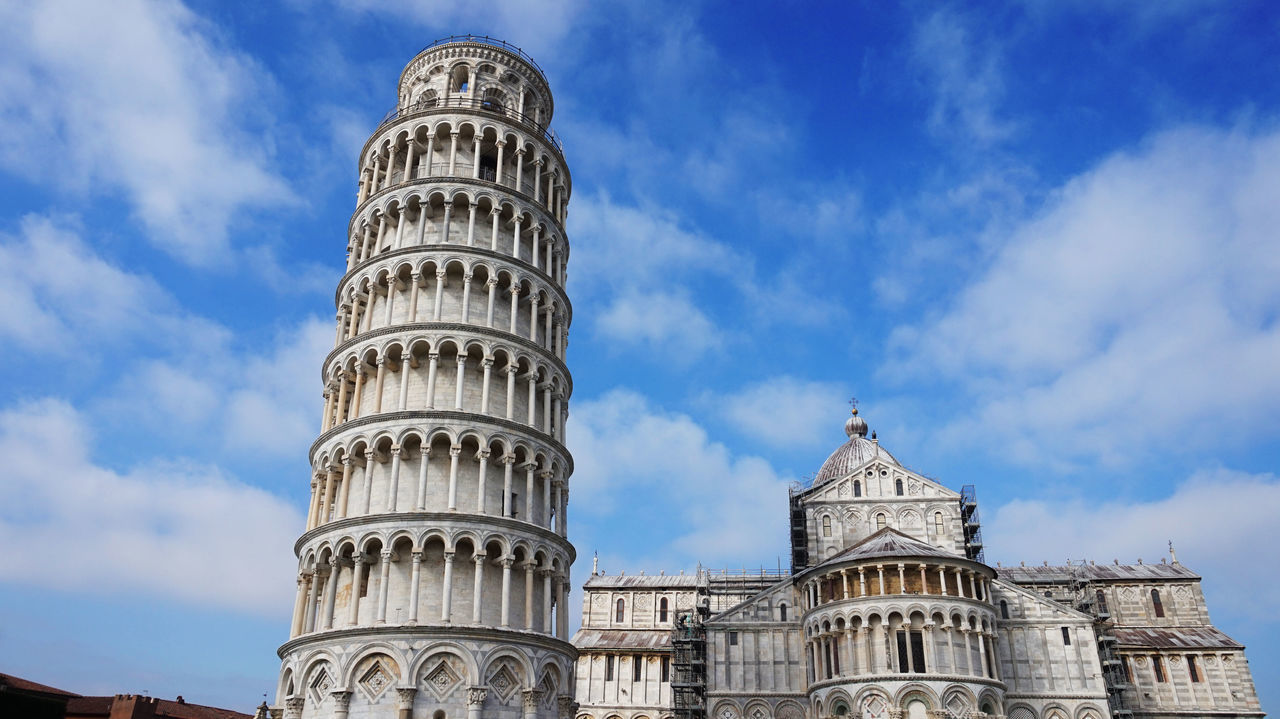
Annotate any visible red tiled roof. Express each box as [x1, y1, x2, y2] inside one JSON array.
[[0, 672, 81, 697]]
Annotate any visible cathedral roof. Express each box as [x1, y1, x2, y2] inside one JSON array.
[[998, 562, 1200, 583], [825, 527, 961, 564], [813, 408, 900, 485], [583, 574, 697, 588], [572, 629, 673, 651], [1114, 626, 1242, 650]]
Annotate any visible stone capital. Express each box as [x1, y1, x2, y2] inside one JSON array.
[[521, 689, 543, 711], [330, 691, 351, 711], [466, 687, 487, 706], [395, 687, 417, 709], [411, 551, 423, 563]]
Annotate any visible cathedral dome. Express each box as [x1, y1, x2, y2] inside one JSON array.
[[814, 408, 899, 484]]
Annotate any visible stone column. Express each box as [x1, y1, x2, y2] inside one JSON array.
[[425, 352, 439, 409], [398, 355, 412, 411], [460, 273, 473, 323], [433, 270, 446, 320], [466, 202, 478, 246], [897, 563, 906, 594], [441, 204, 453, 244], [416, 205, 429, 246], [472, 553, 486, 622], [454, 354, 467, 410], [373, 357, 388, 414], [385, 446, 402, 511], [284, 697, 304, 719], [502, 456, 515, 517], [963, 629, 975, 675], [291, 573, 309, 637], [523, 561, 535, 629], [466, 688, 487, 719], [349, 364, 366, 420], [304, 568, 321, 633], [385, 145, 398, 187], [542, 569, 554, 631], [526, 375, 537, 426], [330, 691, 351, 719], [877, 565, 886, 595], [471, 137, 481, 179], [509, 284, 522, 334], [347, 552, 366, 626], [408, 273, 421, 321], [524, 462, 536, 521], [447, 132, 459, 175], [841, 569, 850, 599], [475, 449, 490, 513], [374, 548, 393, 623], [480, 358, 493, 413], [500, 557, 514, 627], [407, 551, 422, 624], [490, 208, 501, 250], [423, 134, 435, 177], [529, 294, 540, 342], [414, 447, 431, 511], [532, 225, 542, 267], [511, 216, 523, 259], [321, 558, 340, 630], [441, 550, 455, 622], [393, 207, 407, 249], [486, 278, 498, 327], [920, 564, 930, 595], [515, 148, 525, 190], [360, 451, 376, 515], [939, 567, 949, 596], [859, 568, 867, 596], [403, 140, 416, 183], [447, 445, 461, 511], [332, 459, 350, 519], [396, 688, 417, 719], [522, 689, 543, 719], [494, 140, 505, 185], [505, 366, 518, 419]]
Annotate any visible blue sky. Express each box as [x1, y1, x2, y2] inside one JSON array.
[[0, 0, 1277, 712]]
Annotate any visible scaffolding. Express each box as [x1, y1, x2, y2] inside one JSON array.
[[1071, 566, 1133, 718], [671, 586, 710, 719], [788, 484, 809, 572], [959, 485, 985, 564]]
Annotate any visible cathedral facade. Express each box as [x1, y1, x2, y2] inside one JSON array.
[[572, 410, 1265, 719]]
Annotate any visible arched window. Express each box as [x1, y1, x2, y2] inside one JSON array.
[[934, 512, 944, 536], [482, 87, 508, 114], [895, 479, 904, 496], [415, 89, 438, 109], [876, 513, 887, 530], [853, 480, 861, 497], [659, 597, 669, 623], [615, 598, 626, 623], [822, 516, 832, 537], [1151, 589, 1165, 618], [779, 603, 788, 621], [1096, 589, 1109, 615], [1000, 600, 1009, 619], [450, 65, 470, 93]]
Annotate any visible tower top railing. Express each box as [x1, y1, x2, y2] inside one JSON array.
[[416, 35, 550, 87], [376, 95, 564, 154]]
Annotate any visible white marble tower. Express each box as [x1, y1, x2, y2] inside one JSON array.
[[274, 35, 577, 719]]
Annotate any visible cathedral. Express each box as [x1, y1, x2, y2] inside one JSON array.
[[572, 409, 1265, 719], [268, 37, 1264, 719]]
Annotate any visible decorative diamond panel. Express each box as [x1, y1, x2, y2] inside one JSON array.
[[359, 662, 394, 702], [862, 696, 887, 719], [488, 663, 520, 703], [421, 659, 462, 701], [309, 669, 333, 705], [944, 693, 969, 718]]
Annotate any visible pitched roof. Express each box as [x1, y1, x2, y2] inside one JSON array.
[[1113, 626, 1243, 650], [813, 527, 967, 570], [583, 574, 698, 589], [997, 562, 1199, 583], [0, 672, 80, 697], [571, 629, 672, 651]]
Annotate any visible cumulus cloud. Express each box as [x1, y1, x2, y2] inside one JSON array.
[[984, 468, 1280, 620], [0, 0, 293, 265], [570, 193, 839, 358], [0, 399, 301, 615], [887, 125, 1280, 467], [569, 389, 792, 566], [708, 376, 848, 450]]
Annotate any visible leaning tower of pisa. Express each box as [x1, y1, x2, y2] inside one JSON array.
[[274, 36, 576, 719]]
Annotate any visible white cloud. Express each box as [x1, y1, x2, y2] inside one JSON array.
[[0, 215, 228, 354], [0, 0, 293, 265], [595, 291, 723, 359], [569, 389, 792, 565], [984, 468, 1280, 620], [709, 376, 848, 449], [570, 193, 840, 357], [909, 8, 1015, 146], [887, 125, 1280, 467], [0, 398, 301, 615]]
